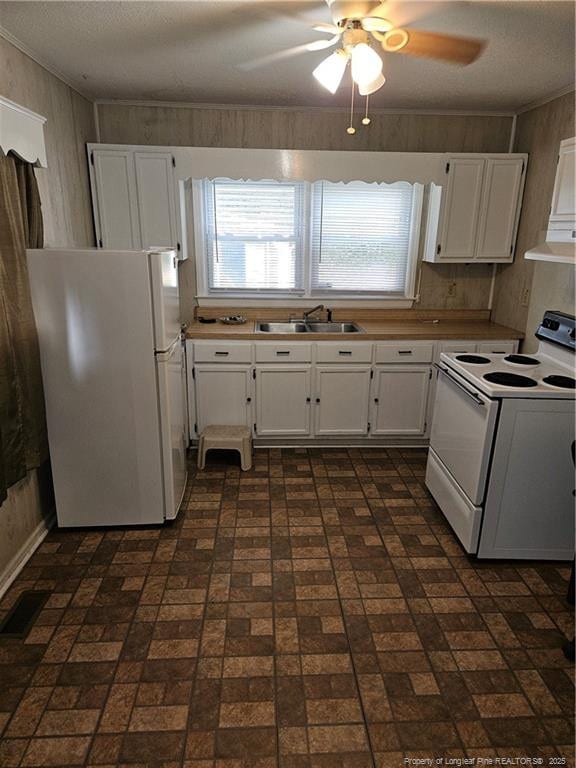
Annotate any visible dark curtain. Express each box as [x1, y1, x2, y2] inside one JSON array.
[[0, 154, 48, 504]]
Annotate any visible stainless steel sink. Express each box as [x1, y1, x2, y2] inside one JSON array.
[[305, 322, 362, 333], [256, 321, 363, 334], [257, 322, 308, 333]]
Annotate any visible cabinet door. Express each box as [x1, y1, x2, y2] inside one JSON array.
[[475, 157, 525, 262], [255, 366, 311, 436], [549, 138, 575, 225], [438, 157, 485, 261], [134, 152, 178, 249], [92, 149, 141, 249], [314, 366, 371, 436], [185, 340, 195, 440], [195, 365, 252, 434], [371, 366, 431, 435]]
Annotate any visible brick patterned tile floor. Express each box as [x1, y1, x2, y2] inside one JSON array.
[[0, 447, 573, 767]]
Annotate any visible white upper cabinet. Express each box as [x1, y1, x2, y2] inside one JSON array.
[[549, 137, 575, 233], [424, 153, 527, 263], [437, 157, 485, 261], [89, 145, 181, 255], [91, 148, 141, 250], [475, 157, 525, 261], [134, 152, 178, 249]]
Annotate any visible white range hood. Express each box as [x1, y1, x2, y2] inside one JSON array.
[[525, 136, 575, 265], [525, 238, 575, 264]]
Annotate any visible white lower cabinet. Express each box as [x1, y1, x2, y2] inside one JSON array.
[[188, 338, 518, 441], [314, 366, 371, 436], [255, 366, 312, 436], [371, 366, 432, 436], [194, 365, 252, 434]]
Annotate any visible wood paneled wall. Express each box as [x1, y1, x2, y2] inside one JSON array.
[[0, 36, 97, 587], [97, 102, 513, 154], [97, 102, 512, 314], [491, 91, 575, 348]]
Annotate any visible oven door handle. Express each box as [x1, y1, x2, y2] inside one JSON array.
[[436, 364, 486, 407]]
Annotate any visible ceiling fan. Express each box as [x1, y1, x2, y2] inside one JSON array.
[[306, 0, 486, 98]]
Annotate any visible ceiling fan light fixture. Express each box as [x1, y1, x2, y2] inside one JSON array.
[[313, 49, 349, 94], [381, 28, 410, 52], [361, 16, 393, 32], [358, 70, 386, 95], [350, 42, 383, 87]]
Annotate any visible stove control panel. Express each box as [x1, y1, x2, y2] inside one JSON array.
[[536, 311, 576, 350]]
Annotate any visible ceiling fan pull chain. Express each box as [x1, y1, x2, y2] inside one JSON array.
[[362, 95, 371, 126], [346, 75, 356, 135]]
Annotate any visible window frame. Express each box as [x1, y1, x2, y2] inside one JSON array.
[[193, 178, 423, 301]]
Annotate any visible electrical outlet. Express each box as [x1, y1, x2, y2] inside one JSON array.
[[447, 281, 457, 298], [521, 287, 530, 307]]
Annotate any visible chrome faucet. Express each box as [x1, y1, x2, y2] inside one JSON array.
[[303, 304, 325, 322]]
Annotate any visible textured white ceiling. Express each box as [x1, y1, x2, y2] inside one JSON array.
[[0, 1, 574, 110]]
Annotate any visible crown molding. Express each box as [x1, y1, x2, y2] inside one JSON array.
[[94, 98, 516, 117], [0, 24, 91, 100], [516, 83, 575, 114]]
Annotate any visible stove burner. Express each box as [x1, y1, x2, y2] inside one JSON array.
[[455, 354, 491, 364], [504, 354, 541, 366], [483, 371, 538, 388], [542, 375, 576, 389]]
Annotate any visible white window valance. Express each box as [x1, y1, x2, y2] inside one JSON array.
[[0, 96, 47, 168], [172, 146, 443, 186]]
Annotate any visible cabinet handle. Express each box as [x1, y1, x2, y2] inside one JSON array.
[[397, 350, 413, 355], [214, 351, 229, 356], [276, 350, 290, 356], [315, 398, 320, 403], [338, 350, 352, 356], [374, 398, 379, 403], [306, 397, 311, 403], [247, 397, 252, 403]]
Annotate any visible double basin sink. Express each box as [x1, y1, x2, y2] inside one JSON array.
[[257, 321, 363, 334]]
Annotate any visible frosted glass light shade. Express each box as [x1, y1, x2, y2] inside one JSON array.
[[313, 49, 348, 94], [351, 43, 383, 88], [358, 71, 386, 95]]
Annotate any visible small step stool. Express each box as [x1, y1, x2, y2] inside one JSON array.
[[197, 425, 253, 471]]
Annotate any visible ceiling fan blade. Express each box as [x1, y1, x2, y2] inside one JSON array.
[[307, 35, 341, 51], [326, 0, 384, 24], [312, 22, 341, 34], [361, 16, 393, 32], [239, 43, 314, 71], [382, 28, 486, 65]]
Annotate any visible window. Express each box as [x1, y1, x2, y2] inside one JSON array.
[[197, 178, 422, 298], [202, 179, 305, 293]]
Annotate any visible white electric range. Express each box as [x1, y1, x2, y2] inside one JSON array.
[[426, 310, 575, 560]]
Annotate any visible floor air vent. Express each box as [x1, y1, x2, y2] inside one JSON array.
[[0, 591, 50, 638]]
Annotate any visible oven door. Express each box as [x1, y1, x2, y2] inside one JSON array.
[[430, 364, 499, 505]]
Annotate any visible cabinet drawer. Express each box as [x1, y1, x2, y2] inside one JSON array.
[[438, 341, 477, 356], [375, 342, 433, 364], [194, 341, 252, 363], [255, 342, 312, 363], [476, 340, 517, 354], [316, 342, 373, 363]]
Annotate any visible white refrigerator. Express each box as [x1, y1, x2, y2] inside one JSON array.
[[26, 248, 187, 527]]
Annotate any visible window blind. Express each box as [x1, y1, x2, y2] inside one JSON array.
[[310, 181, 416, 295], [203, 179, 304, 292]]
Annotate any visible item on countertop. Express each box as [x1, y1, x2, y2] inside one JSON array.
[[219, 315, 247, 325], [197, 317, 217, 324]]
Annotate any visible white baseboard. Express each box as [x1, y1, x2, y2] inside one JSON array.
[[0, 511, 56, 600]]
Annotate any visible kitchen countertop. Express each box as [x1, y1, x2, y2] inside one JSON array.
[[185, 319, 523, 341]]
